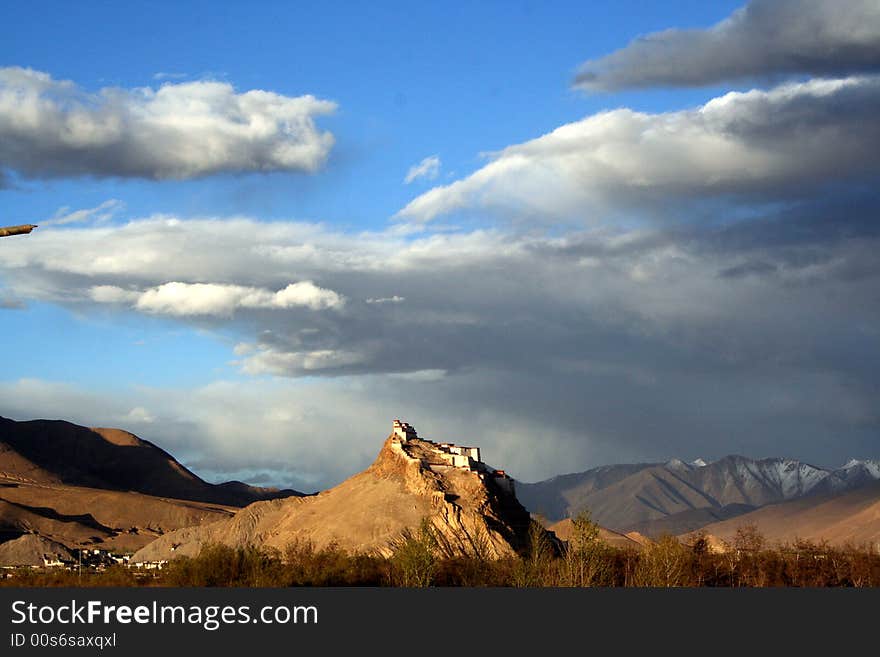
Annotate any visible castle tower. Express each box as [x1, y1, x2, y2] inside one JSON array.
[[392, 419, 417, 442]]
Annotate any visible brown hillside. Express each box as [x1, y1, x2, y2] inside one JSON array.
[[134, 431, 545, 562], [0, 533, 73, 567], [693, 482, 880, 548], [0, 479, 235, 553], [546, 517, 648, 550], [0, 416, 299, 506]]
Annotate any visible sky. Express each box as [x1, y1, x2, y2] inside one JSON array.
[[1, 0, 878, 492]]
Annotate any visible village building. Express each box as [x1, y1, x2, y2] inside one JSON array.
[[41, 555, 65, 568]]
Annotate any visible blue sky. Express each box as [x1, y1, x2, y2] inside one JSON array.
[[1, 1, 879, 491], [1, 1, 743, 228]]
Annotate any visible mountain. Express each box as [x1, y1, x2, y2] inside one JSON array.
[[545, 517, 650, 550], [0, 533, 73, 567], [691, 481, 880, 549], [516, 455, 880, 536], [514, 463, 653, 522], [0, 481, 236, 553], [627, 503, 758, 538], [5, 411, 878, 562], [0, 416, 300, 505], [0, 416, 301, 558], [134, 426, 544, 562]]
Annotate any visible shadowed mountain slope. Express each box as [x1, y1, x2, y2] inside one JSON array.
[[0, 416, 299, 506], [693, 481, 880, 548], [0, 416, 301, 559]]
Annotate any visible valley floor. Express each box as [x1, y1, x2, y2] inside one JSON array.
[[4, 531, 880, 588]]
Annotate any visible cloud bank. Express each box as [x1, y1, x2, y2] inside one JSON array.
[[575, 0, 880, 90], [0, 67, 337, 180], [0, 203, 877, 484], [399, 77, 880, 223]]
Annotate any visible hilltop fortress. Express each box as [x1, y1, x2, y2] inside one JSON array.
[[390, 419, 514, 494], [133, 417, 538, 562]]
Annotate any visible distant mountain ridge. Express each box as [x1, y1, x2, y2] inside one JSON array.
[[3, 412, 879, 560], [516, 455, 880, 536], [0, 416, 300, 506], [0, 416, 303, 556]]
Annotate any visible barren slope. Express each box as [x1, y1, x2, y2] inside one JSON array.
[[517, 456, 880, 535], [134, 435, 541, 562], [0, 416, 300, 506], [546, 517, 648, 550], [0, 415, 299, 559], [0, 533, 73, 567], [694, 482, 880, 548], [0, 479, 235, 552]]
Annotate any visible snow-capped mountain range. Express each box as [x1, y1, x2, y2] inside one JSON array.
[[516, 455, 880, 536], [667, 456, 880, 499]]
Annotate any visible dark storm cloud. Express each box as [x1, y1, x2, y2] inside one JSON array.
[[574, 0, 880, 91], [1, 192, 878, 484]]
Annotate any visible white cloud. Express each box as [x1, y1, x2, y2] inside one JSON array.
[[574, 0, 880, 90], [0, 67, 337, 180], [388, 369, 446, 382], [135, 283, 260, 316], [125, 406, 155, 424], [1, 203, 878, 456], [89, 285, 140, 304], [43, 199, 125, 227], [91, 281, 344, 317], [404, 155, 441, 184], [272, 281, 344, 310], [235, 345, 366, 376], [152, 72, 187, 81], [366, 295, 405, 304], [398, 77, 880, 223]]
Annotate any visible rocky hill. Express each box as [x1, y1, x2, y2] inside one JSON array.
[[546, 517, 650, 550], [0, 533, 73, 567], [0, 416, 301, 557], [0, 482, 236, 553], [0, 416, 300, 505], [134, 424, 542, 562]]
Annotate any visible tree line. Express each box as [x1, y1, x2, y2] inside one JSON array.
[[3, 514, 879, 587]]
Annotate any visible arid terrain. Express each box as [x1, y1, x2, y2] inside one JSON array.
[[517, 455, 880, 543], [692, 481, 880, 548], [0, 416, 298, 561], [133, 431, 538, 562], [2, 414, 880, 575]]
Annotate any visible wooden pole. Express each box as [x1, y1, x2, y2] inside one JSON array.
[[0, 224, 38, 237]]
